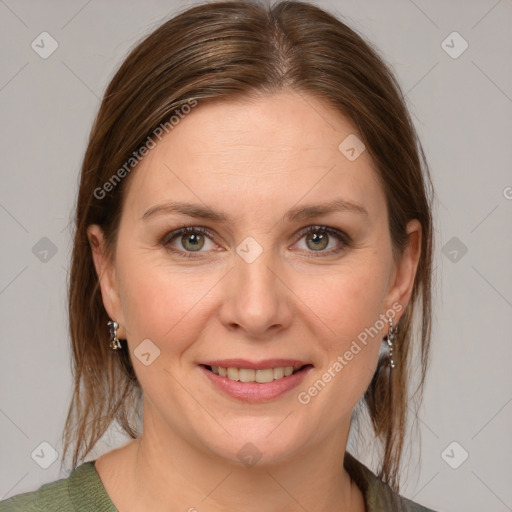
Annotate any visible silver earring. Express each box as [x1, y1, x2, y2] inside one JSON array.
[[108, 320, 122, 350], [385, 316, 398, 369]]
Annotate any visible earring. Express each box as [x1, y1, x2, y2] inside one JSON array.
[[384, 316, 398, 369], [108, 320, 122, 350]]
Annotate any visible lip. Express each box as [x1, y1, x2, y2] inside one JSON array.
[[199, 358, 309, 370], [199, 362, 314, 403]]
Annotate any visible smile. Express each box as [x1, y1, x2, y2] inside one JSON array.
[[199, 362, 314, 402], [205, 365, 305, 383]]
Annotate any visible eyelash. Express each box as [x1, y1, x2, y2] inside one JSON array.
[[160, 225, 351, 260]]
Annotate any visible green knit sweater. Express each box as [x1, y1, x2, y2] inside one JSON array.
[[0, 452, 437, 511]]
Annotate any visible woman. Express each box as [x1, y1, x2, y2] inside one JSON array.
[[0, 1, 438, 510]]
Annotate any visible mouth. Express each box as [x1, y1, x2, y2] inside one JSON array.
[[198, 360, 314, 402], [201, 363, 312, 383]]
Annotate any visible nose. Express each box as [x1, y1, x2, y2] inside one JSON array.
[[218, 244, 293, 338]]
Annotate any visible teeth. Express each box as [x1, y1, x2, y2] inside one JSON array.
[[239, 368, 255, 382], [256, 368, 274, 383], [227, 367, 239, 381], [273, 367, 284, 379], [209, 365, 300, 383]]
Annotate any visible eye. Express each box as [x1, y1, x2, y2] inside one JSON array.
[[161, 224, 350, 259], [292, 225, 350, 257], [161, 227, 219, 258]]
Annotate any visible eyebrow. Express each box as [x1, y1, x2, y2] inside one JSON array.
[[141, 198, 368, 223]]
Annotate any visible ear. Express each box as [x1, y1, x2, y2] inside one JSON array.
[[87, 224, 126, 338], [384, 219, 422, 319]]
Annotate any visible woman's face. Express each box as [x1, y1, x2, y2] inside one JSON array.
[[89, 90, 420, 466]]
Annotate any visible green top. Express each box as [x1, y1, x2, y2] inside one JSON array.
[[0, 452, 437, 511]]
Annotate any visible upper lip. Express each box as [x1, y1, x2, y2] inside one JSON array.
[[199, 359, 311, 370]]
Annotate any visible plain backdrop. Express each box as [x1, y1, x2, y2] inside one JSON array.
[[1, 1, 511, 511]]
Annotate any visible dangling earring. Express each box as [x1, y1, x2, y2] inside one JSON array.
[[108, 320, 122, 350], [384, 316, 398, 369]]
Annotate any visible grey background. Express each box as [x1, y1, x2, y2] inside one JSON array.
[[1, 1, 511, 510]]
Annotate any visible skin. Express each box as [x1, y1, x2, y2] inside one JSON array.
[[88, 90, 421, 512]]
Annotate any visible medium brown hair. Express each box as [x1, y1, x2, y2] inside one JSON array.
[[63, 0, 434, 491]]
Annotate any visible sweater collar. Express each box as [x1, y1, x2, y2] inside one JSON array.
[[68, 452, 406, 512]]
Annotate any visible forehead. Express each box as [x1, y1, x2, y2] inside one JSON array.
[[122, 91, 385, 223]]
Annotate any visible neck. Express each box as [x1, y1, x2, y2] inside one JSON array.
[[111, 410, 362, 512], [116, 422, 364, 512]]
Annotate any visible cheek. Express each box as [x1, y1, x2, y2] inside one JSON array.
[[298, 260, 389, 391], [301, 260, 390, 343], [115, 256, 211, 347], [115, 261, 216, 410], [294, 266, 388, 416]]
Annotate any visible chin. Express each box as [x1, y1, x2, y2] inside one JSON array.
[[201, 427, 305, 469]]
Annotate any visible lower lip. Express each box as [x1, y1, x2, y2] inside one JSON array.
[[199, 365, 313, 402]]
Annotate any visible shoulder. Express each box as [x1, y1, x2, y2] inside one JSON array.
[[367, 475, 438, 512], [344, 452, 439, 512], [0, 461, 110, 512], [0, 472, 72, 512]]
